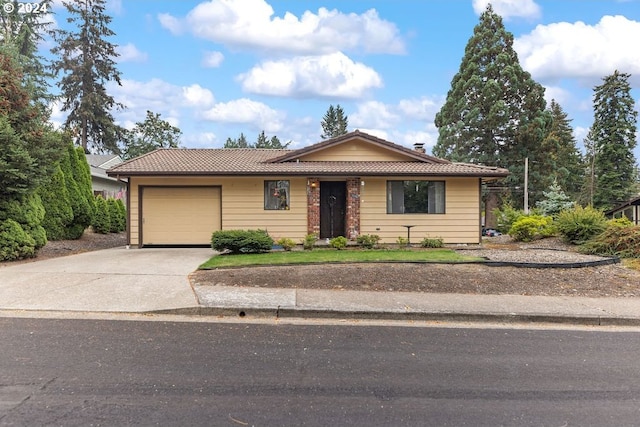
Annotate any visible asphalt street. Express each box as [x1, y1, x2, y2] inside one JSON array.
[[2, 317, 640, 426]]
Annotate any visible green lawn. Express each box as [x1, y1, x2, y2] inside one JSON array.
[[199, 248, 484, 269]]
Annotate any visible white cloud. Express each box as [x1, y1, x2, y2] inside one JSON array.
[[238, 52, 382, 99], [202, 51, 224, 68], [351, 101, 399, 129], [542, 85, 571, 106], [116, 43, 148, 63], [472, 0, 541, 20], [398, 97, 444, 121], [182, 84, 215, 107], [159, 0, 405, 55], [183, 132, 218, 148], [202, 98, 285, 132], [515, 15, 640, 82], [158, 12, 183, 35]]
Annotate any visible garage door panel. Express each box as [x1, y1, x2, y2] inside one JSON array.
[[142, 187, 220, 245]]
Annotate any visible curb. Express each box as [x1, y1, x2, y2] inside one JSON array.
[[149, 306, 640, 327]]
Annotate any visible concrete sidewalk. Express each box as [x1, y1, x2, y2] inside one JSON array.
[[1, 247, 640, 326]]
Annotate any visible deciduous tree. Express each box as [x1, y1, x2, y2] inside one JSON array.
[[122, 111, 182, 160]]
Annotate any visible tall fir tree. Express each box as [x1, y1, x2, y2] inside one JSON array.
[[590, 70, 638, 210], [541, 100, 584, 200], [254, 131, 290, 148], [51, 0, 125, 154], [223, 132, 252, 148], [321, 104, 348, 139], [433, 4, 550, 209]]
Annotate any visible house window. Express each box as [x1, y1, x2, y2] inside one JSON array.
[[264, 180, 290, 210], [387, 181, 445, 214]]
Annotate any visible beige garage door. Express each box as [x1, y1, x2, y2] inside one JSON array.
[[142, 187, 221, 245]]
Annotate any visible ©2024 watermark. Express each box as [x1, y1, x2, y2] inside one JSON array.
[[2, 2, 48, 15]]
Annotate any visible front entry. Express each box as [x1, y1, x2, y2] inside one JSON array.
[[320, 181, 346, 239]]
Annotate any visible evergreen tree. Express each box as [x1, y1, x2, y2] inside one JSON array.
[[542, 100, 584, 200], [92, 195, 111, 234], [591, 70, 638, 210], [121, 110, 182, 160], [321, 104, 348, 139], [38, 164, 73, 240], [51, 0, 125, 153], [535, 180, 574, 217], [254, 131, 290, 148], [74, 146, 97, 222], [0, 0, 54, 114], [433, 4, 550, 208], [0, 54, 62, 198], [223, 133, 252, 148]]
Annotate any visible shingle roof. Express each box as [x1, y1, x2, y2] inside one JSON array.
[[107, 148, 508, 178], [107, 131, 509, 179]]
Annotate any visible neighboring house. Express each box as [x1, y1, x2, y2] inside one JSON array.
[[86, 154, 128, 203], [606, 196, 640, 225], [107, 130, 509, 248]]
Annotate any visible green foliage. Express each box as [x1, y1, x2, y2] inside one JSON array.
[[508, 215, 555, 242], [74, 146, 96, 219], [107, 198, 122, 232], [211, 229, 273, 254], [535, 181, 575, 217], [0, 192, 47, 249], [59, 142, 89, 239], [276, 237, 296, 251], [320, 104, 348, 139], [493, 202, 526, 234], [122, 110, 182, 160], [223, 132, 252, 148], [38, 164, 73, 240], [302, 233, 318, 250], [115, 198, 126, 231], [329, 236, 348, 250], [555, 205, 607, 244], [50, 0, 125, 153], [580, 225, 640, 258], [420, 236, 444, 248], [92, 195, 111, 234], [396, 236, 409, 247], [607, 217, 633, 228], [433, 4, 550, 207], [356, 234, 380, 249], [590, 71, 638, 210], [0, 219, 35, 261], [254, 130, 290, 149]]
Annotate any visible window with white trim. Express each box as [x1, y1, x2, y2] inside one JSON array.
[[387, 180, 445, 214]]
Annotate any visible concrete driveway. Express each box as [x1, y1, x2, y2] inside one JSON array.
[[0, 247, 213, 313]]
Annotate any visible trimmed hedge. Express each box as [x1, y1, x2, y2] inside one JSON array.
[[92, 195, 111, 234], [211, 229, 273, 254], [0, 219, 35, 261]]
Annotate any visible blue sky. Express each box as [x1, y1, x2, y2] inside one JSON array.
[[46, 0, 640, 160]]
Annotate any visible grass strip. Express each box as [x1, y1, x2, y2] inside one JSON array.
[[199, 248, 484, 269]]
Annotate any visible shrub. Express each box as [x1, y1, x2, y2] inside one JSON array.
[[508, 215, 555, 242], [580, 225, 640, 258], [555, 205, 607, 245], [0, 219, 36, 261], [356, 234, 380, 249], [493, 203, 526, 234], [329, 236, 348, 250], [302, 233, 317, 250], [211, 229, 273, 254], [607, 216, 633, 228], [396, 236, 409, 248], [420, 236, 444, 248], [38, 164, 73, 240], [115, 199, 127, 231], [92, 195, 111, 234], [276, 237, 296, 251], [107, 198, 126, 233]]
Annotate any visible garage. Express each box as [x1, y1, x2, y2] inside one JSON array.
[[141, 186, 221, 246]]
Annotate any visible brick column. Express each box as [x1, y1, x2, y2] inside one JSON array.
[[307, 178, 320, 236], [346, 177, 361, 240]]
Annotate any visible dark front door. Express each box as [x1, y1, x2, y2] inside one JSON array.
[[320, 181, 346, 239]]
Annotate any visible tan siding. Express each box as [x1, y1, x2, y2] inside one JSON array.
[[128, 176, 307, 246], [300, 139, 413, 161], [360, 177, 481, 244]]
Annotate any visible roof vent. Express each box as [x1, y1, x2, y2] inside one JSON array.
[[413, 142, 426, 153]]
